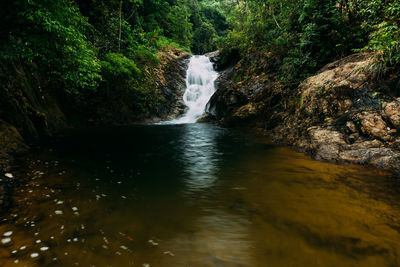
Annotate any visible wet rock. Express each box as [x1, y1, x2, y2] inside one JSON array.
[[346, 133, 359, 144], [163, 251, 175, 256], [271, 54, 400, 172], [3, 231, 13, 237], [203, 65, 273, 127], [233, 102, 265, 120], [354, 111, 392, 141], [30, 252, 39, 258], [0, 120, 29, 170], [0, 120, 30, 213], [383, 99, 400, 129], [339, 146, 400, 172], [206, 50, 221, 70], [4, 173, 13, 178], [148, 239, 159, 246], [204, 67, 240, 122], [207, 49, 240, 71], [153, 48, 191, 121], [292, 54, 386, 130], [307, 127, 346, 161], [1, 237, 11, 245], [345, 121, 357, 134]]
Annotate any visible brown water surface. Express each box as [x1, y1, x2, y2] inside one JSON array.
[[0, 124, 400, 266]]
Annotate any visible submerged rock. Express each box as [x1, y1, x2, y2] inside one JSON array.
[[30, 252, 39, 258], [0, 120, 29, 171], [3, 231, 13, 237], [1, 237, 11, 245]]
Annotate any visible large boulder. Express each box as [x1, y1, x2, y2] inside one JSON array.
[[154, 48, 191, 120], [0, 119, 29, 172], [297, 53, 378, 124], [276, 53, 400, 172], [353, 111, 393, 141], [0, 120, 28, 154], [204, 67, 247, 122], [383, 99, 400, 129]]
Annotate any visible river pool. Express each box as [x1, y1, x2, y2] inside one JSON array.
[[1, 123, 400, 266]]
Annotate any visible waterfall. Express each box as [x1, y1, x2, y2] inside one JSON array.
[[170, 55, 218, 124]]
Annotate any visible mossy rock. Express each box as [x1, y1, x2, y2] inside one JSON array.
[[233, 102, 264, 119]]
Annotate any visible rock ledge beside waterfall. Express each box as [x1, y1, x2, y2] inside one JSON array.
[[152, 49, 191, 121]]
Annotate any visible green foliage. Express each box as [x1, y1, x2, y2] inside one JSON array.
[[100, 52, 159, 113], [360, 1, 400, 75], [218, 0, 370, 83], [100, 53, 141, 85], [2, 0, 101, 93], [188, 0, 228, 54], [217, 0, 400, 83], [2, 0, 224, 114], [369, 22, 400, 61], [165, 0, 193, 48], [0, 0, 230, 118], [192, 23, 217, 54], [200, 3, 228, 36], [131, 45, 160, 67], [155, 37, 189, 52]]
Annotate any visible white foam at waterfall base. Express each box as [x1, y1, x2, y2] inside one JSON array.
[[169, 55, 218, 124]]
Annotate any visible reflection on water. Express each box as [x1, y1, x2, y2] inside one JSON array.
[[1, 124, 400, 266], [179, 124, 221, 192]]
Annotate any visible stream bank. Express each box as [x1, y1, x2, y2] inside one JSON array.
[[204, 51, 400, 173]]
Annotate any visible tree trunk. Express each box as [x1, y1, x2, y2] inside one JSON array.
[[118, 0, 122, 53]]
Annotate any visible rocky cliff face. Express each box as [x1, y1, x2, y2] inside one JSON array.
[[153, 49, 190, 121], [206, 52, 400, 173]]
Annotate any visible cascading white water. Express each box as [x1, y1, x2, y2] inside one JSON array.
[[170, 55, 218, 124]]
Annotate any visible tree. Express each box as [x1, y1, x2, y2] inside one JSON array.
[[1, 0, 101, 93], [192, 22, 217, 54], [166, 0, 193, 48]]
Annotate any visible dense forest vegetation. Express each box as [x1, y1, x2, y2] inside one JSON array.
[[0, 0, 229, 116], [0, 0, 399, 108], [220, 0, 400, 83]]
